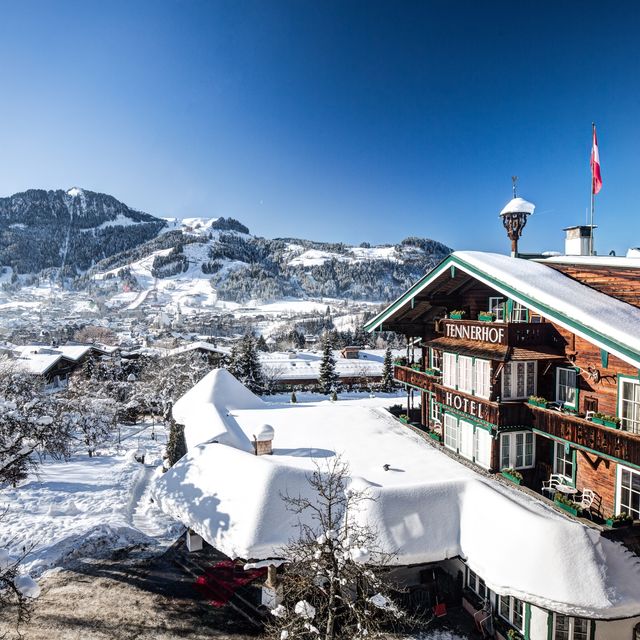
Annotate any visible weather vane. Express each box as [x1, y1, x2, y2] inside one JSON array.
[[511, 175, 518, 198]]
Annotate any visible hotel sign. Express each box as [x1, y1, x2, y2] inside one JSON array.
[[444, 390, 487, 420], [444, 321, 506, 345]]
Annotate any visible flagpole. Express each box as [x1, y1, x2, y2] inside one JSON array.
[[590, 122, 595, 256]]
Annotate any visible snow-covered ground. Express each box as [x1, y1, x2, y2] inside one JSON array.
[[0, 422, 182, 579]]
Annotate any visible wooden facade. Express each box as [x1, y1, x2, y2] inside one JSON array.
[[378, 255, 640, 521]]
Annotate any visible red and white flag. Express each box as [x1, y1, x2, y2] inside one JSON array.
[[591, 124, 602, 195]]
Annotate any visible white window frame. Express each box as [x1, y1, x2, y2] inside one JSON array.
[[510, 302, 529, 323], [465, 566, 490, 603], [616, 464, 640, 520], [501, 361, 537, 400], [458, 419, 474, 461], [430, 348, 441, 371], [551, 613, 592, 640], [553, 441, 574, 484], [430, 395, 441, 424], [489, 296, 505, 322], [474, 427, 492, 469], [444, 414, 458, 452], [442, 352, 457, 389], [619, 377, 640, 434], [556, 367, 578, 409], [474, 358, 491, 399], [457, 356, 473, 394], [498, 594, 525, 633], [500, 431, 535, 470]]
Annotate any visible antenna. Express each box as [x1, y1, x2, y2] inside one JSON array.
[[511, 176, 518, 198]]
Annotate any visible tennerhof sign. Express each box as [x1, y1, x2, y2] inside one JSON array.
[[444, 321, 505, 344]]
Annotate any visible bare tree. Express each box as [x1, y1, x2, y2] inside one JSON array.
[[266, 457, 419, 640]]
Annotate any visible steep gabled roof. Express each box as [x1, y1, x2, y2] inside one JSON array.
[[365, 251, 640, 370]]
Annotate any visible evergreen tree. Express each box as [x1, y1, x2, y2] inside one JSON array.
[[256, 334, 269, 351], [229, 334, 265, 394], [381, 346, 395, 392], [165, 413, 187, 467], [318, 334, 338, 395]]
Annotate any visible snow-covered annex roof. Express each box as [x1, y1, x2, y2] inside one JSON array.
[[365, 250, 640, 369], [153, 370, 640, 620]]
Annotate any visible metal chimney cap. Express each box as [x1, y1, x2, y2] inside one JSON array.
[[499, 197, 535, 217]]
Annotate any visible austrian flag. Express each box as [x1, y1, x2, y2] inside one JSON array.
[[591, 125, 602, 195]]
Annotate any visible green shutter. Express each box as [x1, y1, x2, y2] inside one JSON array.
[[600, 349, 609, 368], [547, 611, 553, 640], [524, 603, 531, 640], [450, 265, 456, 278]]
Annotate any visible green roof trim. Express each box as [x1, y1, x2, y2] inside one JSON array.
[[365, 253, 640, 369]]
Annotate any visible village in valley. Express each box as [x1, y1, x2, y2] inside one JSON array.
[[2, 2, 640, 640]]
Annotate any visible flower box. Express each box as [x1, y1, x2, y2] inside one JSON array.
[[478, 312, 495, 322], [449, 312, 464, 320], [606, 515, 633, 528], [554, 497, 579, 516], [603, 418, 620, 429], [410, 365, 422, 371], [501, 470, 522, 485], [399, 415, 409, 424], [528, 399, 547, 409], [428, 432, 442, 443], [592, 414, 620, 428]]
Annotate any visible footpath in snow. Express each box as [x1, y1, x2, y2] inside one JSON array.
[[0, 421, 182, 578]]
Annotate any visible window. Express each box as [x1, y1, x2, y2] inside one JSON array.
[[443, 352, 457, 389], [502, 361, 536, 400], [510, 302, 529, 323], [474, 427, 492, 469], [430, 348, 441, 371], [552, 614, 591, 640], [554, 442, 574, 483], [556, 368, 577, 408], [474, 359, 491, 399], [457, 356, 473, 394], [459, 419, 474, 460], [620, 378, 640, 434], [444, 414, 459, 451], [430, 395, 442, 424], [489, 296, 505, 321], [498, 595, 524, 632], [584, 396, 598, 415], [618, 466, 640, 520], [466, 567, 489, 602], [500, 431, 535, 469]]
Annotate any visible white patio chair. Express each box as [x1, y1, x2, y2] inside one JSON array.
[[542, 473, 563, 497], [574, 488, 595, 516]]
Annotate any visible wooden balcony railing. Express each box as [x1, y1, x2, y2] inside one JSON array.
[[439, 319, 555, 347], [394, 365, 530, 427], [529, 404, 640, 467]]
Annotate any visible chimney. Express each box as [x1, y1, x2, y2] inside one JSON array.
[[253, 424, 275, 455], [563, 226, 596, 256]]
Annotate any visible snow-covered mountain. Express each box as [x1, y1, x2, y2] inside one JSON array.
[[76, 216, 451, 305], [0, 187, 451, 306], [0, 188, 165, 276]]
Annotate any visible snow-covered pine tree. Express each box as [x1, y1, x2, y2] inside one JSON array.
[[228, 334, 265, 394], [381, 347, 395, 392], [165, 413, 187, 467], [318, 334, 338, 395]]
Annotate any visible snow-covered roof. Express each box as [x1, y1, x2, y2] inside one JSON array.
[[366, 251, 640, 369], [153, 371, 640, 619], [164, 341, 230, 358], [499, 197, 535, 216], [540, 254, 640, 269]]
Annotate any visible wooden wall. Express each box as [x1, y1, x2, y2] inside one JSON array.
[[576, 451, 616, 517]]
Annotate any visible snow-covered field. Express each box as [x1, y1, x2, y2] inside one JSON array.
[[0, 422, 182, 579]]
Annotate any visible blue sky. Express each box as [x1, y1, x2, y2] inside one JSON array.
[[1, 1, 639, 255]]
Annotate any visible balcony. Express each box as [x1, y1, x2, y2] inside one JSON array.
[[529, 404, 640, 467], [439, 319, 556, 347], [394, 365, 530, 427]]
